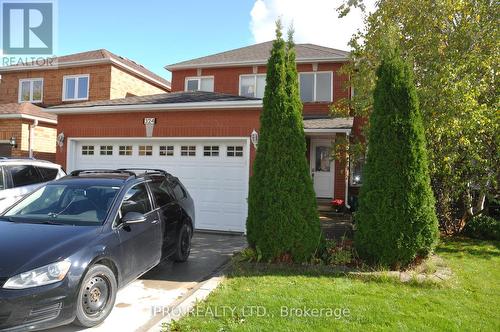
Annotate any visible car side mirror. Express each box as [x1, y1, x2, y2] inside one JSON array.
[[122, 212, 147, 225]]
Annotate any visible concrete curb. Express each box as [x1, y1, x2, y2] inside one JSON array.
[[143, 262, 231, 332]]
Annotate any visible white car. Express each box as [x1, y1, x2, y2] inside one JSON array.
[[0, 158, 66, 213]]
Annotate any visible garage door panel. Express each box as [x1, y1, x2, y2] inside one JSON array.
[[71, 139, 248, 232]]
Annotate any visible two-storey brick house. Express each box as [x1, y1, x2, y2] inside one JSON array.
[[0, 49, 171, 161], [48, 42, 358, 233]]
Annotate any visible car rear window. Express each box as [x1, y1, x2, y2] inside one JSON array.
[[37, 166, 59, 181], [149, 178, 175, 207], [6, 165, 43, 187], [170, 181, 186, 200]]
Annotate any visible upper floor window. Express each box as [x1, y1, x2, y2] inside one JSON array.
[[18, 78, 43, 103], [185, 76, 214, 92], [239, 74, 266, 98], [63, 74, 89, 101], [299, 72, 332, 102]]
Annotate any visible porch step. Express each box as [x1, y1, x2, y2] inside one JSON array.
[[320, 213, 352, 223], [319, 211, 353, 240]]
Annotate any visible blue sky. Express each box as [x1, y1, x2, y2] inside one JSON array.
[[54, 0, 373, 81], [58, 0, 257, 81]]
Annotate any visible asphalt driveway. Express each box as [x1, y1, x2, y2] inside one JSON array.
[[49, 232, 247, 332]]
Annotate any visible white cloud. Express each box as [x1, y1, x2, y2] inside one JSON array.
[[250, 0, 377, 50]]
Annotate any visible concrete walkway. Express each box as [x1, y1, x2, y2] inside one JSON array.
[[49, 232, 247, 332]]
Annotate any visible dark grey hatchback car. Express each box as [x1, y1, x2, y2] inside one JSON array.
[[0, 169, 195, 331]]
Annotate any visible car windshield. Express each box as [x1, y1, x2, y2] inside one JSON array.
[[3, 183, 121, 226]]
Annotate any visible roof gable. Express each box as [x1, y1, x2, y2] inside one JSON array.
[[166, 41, 350, 70], [0, 49, 171, 90]]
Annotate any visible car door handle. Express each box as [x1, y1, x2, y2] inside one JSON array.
[[151, 220, 159, 224]]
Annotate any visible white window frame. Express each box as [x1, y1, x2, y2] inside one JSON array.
[[184, 76, 214, 92], [99, 145, 113, 156], [298, 71, 333, 102], [138, 145, 153, 156], [239, 74, 266, 98], [159, 145, 174, 156], [81, 145, 94, 156], [18, 78, 44, 103], [62, 74, 90, 101], [181, 145, 196, 157], [203, 145, 220, 157], [118, 145, 133, 156], [227, 146, 244, 157]]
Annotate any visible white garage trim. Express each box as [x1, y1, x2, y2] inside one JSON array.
[[66, 137, 250, 233]]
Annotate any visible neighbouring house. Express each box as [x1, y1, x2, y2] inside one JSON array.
[[0, 49, 172, 161], [0, 103, 57, 160], [47, 42, 363, 233]]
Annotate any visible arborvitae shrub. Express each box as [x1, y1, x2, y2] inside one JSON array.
[[246, 23, 321, 262], [355, 52, 439, 268]]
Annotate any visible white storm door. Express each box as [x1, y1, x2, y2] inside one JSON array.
[[311, 139, 334, 198]]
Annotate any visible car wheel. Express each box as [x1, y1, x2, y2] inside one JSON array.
[[173, 223, 192, 262], [74, 264, 117, 328]]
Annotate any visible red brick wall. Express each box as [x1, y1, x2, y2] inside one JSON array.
[[56, 109, 262, 170], [56, 109, 354, 199], [0, 65, 113, 106], [0, 119, 56, 162], [0, 119, 23, 157], [170, 62, 350, 117], [110, 66, 168, 99], [335, 158, 347, 201], [0, 64, 169, 106], [348, 116, 368, 198]]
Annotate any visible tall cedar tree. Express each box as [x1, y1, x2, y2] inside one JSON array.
[[355, 52, 439, 268], [246, 23, 321, 262]]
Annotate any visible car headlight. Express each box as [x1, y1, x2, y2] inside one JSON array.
[[3, 261, 71, 289]]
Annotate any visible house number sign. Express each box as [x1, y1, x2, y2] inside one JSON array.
[[144, 118, 156, 137]]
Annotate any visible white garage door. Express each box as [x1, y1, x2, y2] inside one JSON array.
[[67, 138, 249, 233]]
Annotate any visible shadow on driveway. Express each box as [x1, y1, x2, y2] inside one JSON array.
[[48, 232, 247, 332]]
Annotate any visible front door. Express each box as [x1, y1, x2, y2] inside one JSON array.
[[311, 140, 334, 198]]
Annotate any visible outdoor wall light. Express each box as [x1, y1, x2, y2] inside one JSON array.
[[250, 129, 259, 149], [9, 136, 17, 148], [57, 132, 65, 148]]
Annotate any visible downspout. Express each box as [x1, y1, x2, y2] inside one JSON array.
[[28, 119, 38, 158], [344, 130, 351, 210]]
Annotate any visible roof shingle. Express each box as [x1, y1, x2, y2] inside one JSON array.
[[49, 91, 259, 109], [166, 41, 350, 69], [0, 49, 170, 89], [0, 103, 57, 121], [303, 117, 353, 129]]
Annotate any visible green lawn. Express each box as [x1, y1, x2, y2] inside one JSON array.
[[171, 238, 500, 331]]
